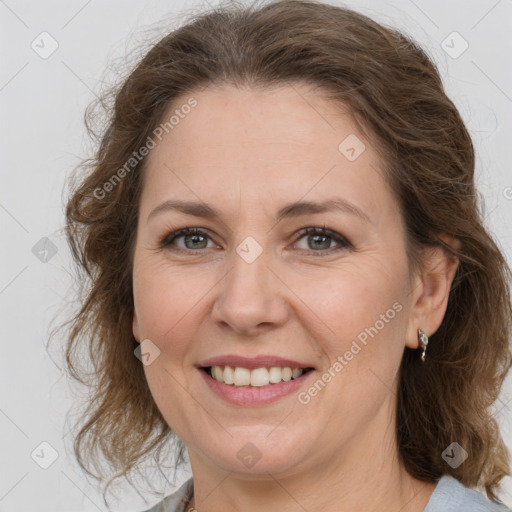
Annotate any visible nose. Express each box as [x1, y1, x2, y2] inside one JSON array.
[[210, 246, 290, 336]]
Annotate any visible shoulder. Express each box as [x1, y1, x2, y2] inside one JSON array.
[[136, 475, 512, 512], [138, 478, 194, 512], [424, 475, 511, 512]]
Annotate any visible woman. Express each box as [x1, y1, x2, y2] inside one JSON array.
[[64, 1, 512, 511]]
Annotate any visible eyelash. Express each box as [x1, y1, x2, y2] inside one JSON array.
[[159, 225, 351, 256]]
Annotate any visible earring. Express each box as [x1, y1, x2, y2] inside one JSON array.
[[418, 329, 429, 362]]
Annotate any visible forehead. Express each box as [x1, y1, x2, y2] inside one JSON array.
[[141, 83, 394, 222]]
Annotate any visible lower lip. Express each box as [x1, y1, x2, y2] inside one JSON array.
[[199, 368, 315, 406]]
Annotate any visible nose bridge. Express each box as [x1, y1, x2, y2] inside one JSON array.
[[212, 238, 288, 333]]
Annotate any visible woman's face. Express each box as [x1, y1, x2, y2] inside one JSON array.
[[132, 83, 422, 478]]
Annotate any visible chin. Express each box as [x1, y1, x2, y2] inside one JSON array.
[[189, 426, 316, 477]]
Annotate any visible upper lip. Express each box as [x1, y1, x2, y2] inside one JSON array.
[[198, 355, 314, 370]]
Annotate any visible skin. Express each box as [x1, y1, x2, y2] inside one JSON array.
[[132, 83, 459, 512]]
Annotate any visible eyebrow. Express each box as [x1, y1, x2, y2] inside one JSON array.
[[147, 197, 371, 224]]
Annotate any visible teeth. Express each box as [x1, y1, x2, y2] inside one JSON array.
[[233, 367, 251, 386], [223, 365, 234, 384], [210, 366, 306, 386], [212, 366, 224, 382], [282, 367, 292, 381], [269, 366, 282, 383], [292, 368, 302, 379], [250, 368, 270, 387]]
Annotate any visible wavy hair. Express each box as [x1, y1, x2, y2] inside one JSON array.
[[62, 0, 512, 504]]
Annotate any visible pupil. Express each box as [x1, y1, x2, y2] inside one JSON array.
[[186, 234, 206, 249], [182, 233, 332, 250], [310, 234, 330, 250]]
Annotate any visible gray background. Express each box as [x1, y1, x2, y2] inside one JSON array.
[[0, 0, 511, 510]]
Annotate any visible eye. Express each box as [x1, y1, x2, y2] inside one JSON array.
[[159, 225, 351, 255], [160, 228, 216, 251], [292, 226, 351, 254]]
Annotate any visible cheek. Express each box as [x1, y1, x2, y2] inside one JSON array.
[[133, 261, 211, 431], [133, 258, 218, 359], [293, 262, 406, 353], [302, 270, 407, 412]]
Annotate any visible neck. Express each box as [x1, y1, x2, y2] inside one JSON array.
[[186, 402, 436, 512]]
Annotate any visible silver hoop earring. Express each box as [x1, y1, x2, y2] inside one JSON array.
[[418, 329, 429, 362]]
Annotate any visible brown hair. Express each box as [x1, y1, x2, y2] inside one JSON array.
[[62, 0, 512, 504]]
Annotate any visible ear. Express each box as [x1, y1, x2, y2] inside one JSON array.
[[405, 235, 460, 349], [132, 308, 141, 343]]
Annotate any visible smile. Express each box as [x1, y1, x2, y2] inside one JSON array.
[[205, 365, 312, 387], [197, 356, 316, 406]]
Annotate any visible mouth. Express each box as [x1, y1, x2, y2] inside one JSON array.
[[197, 355, 316, 405], [201, 365, 315, 387]]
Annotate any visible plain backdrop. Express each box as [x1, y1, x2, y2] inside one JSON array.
[[0, 0, 511, 510]]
